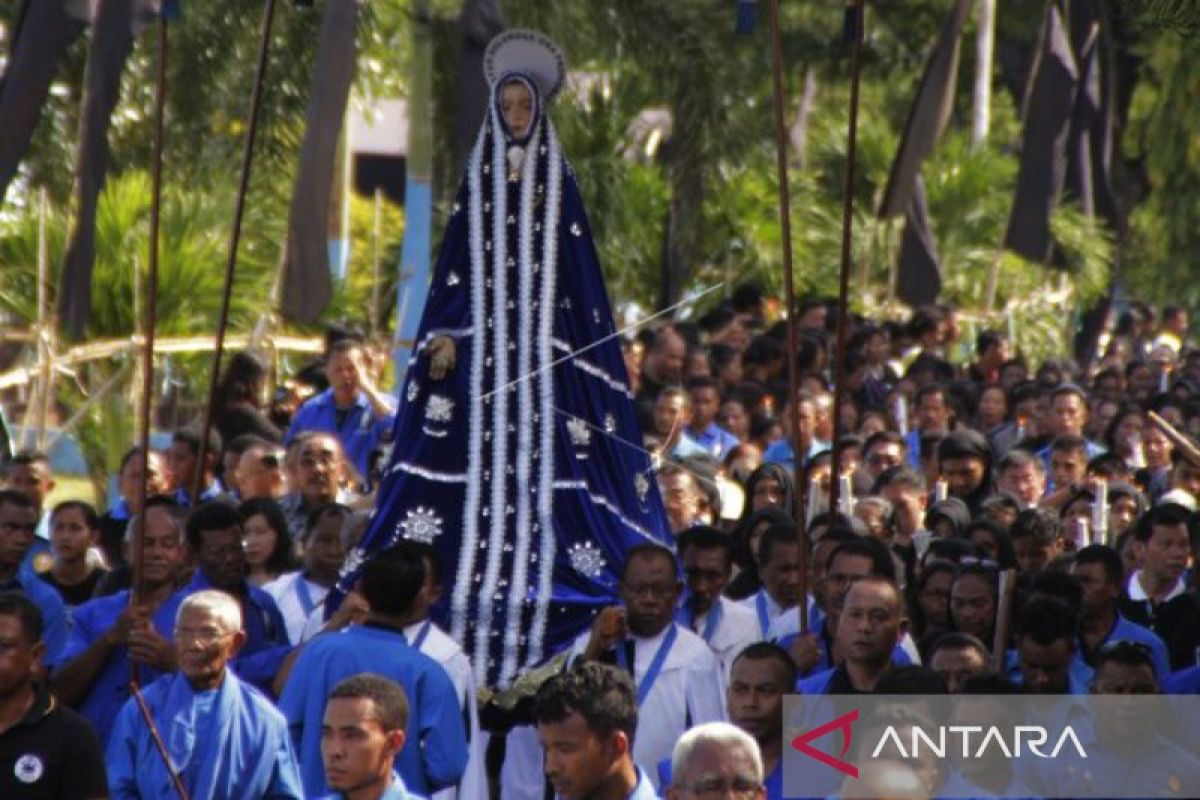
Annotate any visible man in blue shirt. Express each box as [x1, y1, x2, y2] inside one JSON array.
[[106, 590, 304, 799], [279, 545, 467, 798], [157, 500, 293, 689], [0, 490, 68, 663], [1073, 544, 1171, 679], [534, 661, 658, 800], [51, 497, 189, 746], [287, 338, 396, 481], [684, 377, 739, 460], [167, 427, 224, 507], [762, 391, 828, 472], [319, 674, 429, 800]]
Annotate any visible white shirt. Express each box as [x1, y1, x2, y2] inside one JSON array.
[[737, 588, 791, 640], [263, 571, 330, 646], [685, 596, 759, 683], [1127, 570, 1187, 604], [400, 621, 486, 800], [502, 622, 726, 798]]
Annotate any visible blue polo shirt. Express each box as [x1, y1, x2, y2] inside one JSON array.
[[53, 588, 177, 746], [286, 388, 394, 479], [685, 422, 741, 460]]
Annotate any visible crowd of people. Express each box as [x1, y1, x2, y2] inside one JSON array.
[[2, 292, 1200, 799]]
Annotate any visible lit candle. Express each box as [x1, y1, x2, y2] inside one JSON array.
[[935, 480, 948, 503], [1092, 479, 1109, 546], [839, 473, 854, 517], [894, 395, 908, 436]]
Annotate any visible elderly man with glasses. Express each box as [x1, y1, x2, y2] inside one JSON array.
[[665, 721, 766, 800], [105, 589, 304, 798]]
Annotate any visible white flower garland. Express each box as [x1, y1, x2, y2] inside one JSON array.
[[528, 124, 564, 671], [475, 102, 513, 674], [451, 120, 489, 645], [499, 120, 544, 687]]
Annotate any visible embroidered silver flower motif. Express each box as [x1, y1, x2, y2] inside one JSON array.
[[635, 473, 650, 504], [406, 381, 419, 403], [570, 222, 583, 237], [507, 214, 517, 226], [339, 546, 366, 578], [446, 270, 460, 287], [399, 507, 443, 544], [452, 202, 462, 214], [604, 413, 616, 434], [485, 201, 492, 212], [593, 308, 602, 324], [567, 416, 591, 448], [485, 240, 493, 252], [425, 394, 455, 424], [562, 297, 572, 310], [535, 222, 542, 233], [568, 541, 607, 579], [507, 256, 516, 268]]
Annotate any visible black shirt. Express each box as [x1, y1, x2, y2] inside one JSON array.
[[0, 687, 107, 799], [827, 665, 868, 694], [39, 569, 106, 607]]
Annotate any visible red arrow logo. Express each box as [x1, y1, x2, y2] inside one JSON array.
[[790, 708, 860, 778]]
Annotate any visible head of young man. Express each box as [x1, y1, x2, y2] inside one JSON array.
[[686, 376, 723, 433], [1009, 508, 1063, 576], [322, 673, 409, 799], [0, 593, 44, 701], [236, 441, 287, 501], [824, 539, 894, 630], [1132, 502, 1192, 592], [1050, 385, 1089, 438], [303, 504, 350, 586], [756, 524, 802, 611], [1071, 544, 1124, 619], [173, 590, 245, 692], [0, 490, 36, 579], [168, 428, 221, 494], [836, 577, 908, 671], [1090, 642, 1160, 742], [937, 432, 992, 502], [927, 632, 990, 693], [1016, 596, 1077, 694], [186, 501, 247, 592], [358, 544, 427, 625], [872, 466, 928, 540], [678, 526, 735, 618], [657, 464, 700, 535], [643, 326, 687, 386], [292, 432, 346, 508], [915, 384, 951, 434], [1049, 436, 1089, 490], [726, 643, 796, 753], [5, 451, 54, 513], [326, 338, 368, 407], [667, 722, 766, 800], [535, 662, 640, 800], [619, 544, 681, 638], [117, 446, 168, 512]]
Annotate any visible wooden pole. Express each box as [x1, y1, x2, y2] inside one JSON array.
[[127, 17, 190, 800], [766, 0, 808, 633], [972, 0, 996, 148], [829, 0, 867, 518], [193, 0, 278, 503]]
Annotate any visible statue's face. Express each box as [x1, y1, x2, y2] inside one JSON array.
[[500, 81, 533, 138]]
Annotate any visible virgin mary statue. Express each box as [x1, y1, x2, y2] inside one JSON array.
[[338, 30, 671, 689]]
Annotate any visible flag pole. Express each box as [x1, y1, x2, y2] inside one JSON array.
[[127, 16, 189, 800], [766, 0, 808, 633], [828, 0, 867, 518], [193, 0, 279, 503]]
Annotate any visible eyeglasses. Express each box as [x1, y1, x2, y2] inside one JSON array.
[[958, 556, 999, 569], [679, 776, 764, 798], [174, 626, 235, 645]]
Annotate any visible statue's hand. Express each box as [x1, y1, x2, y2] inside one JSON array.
[[427, 336, 457, 381]]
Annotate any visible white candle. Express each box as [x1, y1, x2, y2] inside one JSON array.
[[935, 480, 948, 503], [1092, 479, 1109, 546], [839, 473, 854, 517], [894, 395, 908, 436]]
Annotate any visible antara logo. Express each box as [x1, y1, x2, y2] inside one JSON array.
[[791, 709, 860, 778], [871, 725, 1089, 760]]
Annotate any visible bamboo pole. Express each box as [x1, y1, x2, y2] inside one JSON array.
[[766, 0, 809, 633]]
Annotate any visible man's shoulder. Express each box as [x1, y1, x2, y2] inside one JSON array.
[[666, 624, 717, 671], [18, 569, 65, 610]]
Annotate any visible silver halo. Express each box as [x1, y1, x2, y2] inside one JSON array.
[[484, 29, 567, 102]]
